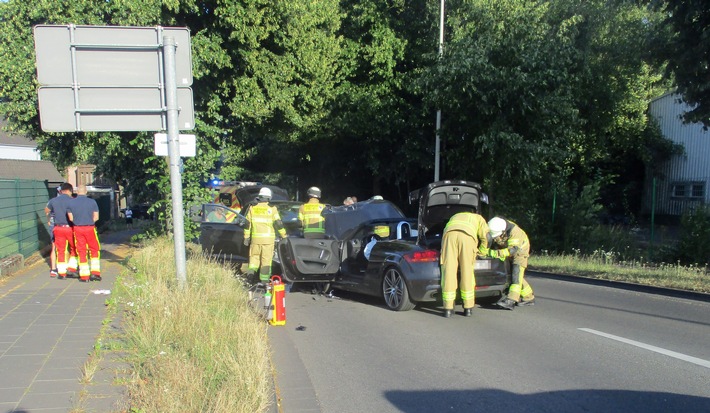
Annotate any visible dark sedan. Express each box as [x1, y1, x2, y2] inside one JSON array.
[[199, 185, 302, 262], [277, 180, 510, 311]]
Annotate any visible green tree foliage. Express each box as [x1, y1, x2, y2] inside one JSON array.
[[0, 0, 687, 255], [418, 0, 671, 242], [289, 0, 437, 203], [659, 0, 710, 127], [420, 0, 583, 195], [0, 0, 343, 227], [675, 205, 710, 265]]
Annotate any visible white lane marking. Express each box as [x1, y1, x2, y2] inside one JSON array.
[[579, 328, 710, 369]]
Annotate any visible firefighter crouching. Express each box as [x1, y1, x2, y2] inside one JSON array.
[[488, 216, 535, 310], [440, 211, 489, 318], [244, 187, 287, 282]]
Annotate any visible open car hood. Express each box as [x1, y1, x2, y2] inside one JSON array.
[[409, 180, 485, 241]]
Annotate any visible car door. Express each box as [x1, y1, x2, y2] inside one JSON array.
[[276, 237, 340, 283], [199, 204, 249, 261]]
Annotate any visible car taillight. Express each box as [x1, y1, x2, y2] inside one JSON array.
[[404, 249, 439, 263]]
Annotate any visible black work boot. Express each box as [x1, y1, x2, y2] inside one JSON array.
[[517, 298, 535, 306], [443, 309, 453, 318], [497, 298, 516, 310], [463, 308, 473, 317]]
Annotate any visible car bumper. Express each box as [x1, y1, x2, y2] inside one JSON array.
[[404, 259, 509, 303]]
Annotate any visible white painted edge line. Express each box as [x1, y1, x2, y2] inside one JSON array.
[[579, 328, 710, 369]]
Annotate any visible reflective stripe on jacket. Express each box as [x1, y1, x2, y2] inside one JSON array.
[[493, 220, 530, 267], [442, 212, 489, 254], [298, 199, 325, 235], [246, 202, 286, 242]]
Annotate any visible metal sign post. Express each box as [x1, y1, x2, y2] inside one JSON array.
[[33, 25, 194, 289], [163, 36, 187, 289]]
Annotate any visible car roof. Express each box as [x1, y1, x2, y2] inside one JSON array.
[[323, 199, 406, 240]]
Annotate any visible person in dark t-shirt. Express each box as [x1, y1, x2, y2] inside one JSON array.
[[45, 183, 78, 279], [68, 185, 101, 282]]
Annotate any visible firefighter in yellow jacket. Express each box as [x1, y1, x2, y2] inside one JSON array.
[[488, 216, 535, 310], [440, 212, 489, 318], [299, 186, 326, 239], [244, 187, 287, 282]]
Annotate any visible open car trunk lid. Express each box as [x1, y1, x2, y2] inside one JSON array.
[[409, 180, 484, 247]]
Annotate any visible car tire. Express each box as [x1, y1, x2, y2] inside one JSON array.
[[382, 267, 415, 311]]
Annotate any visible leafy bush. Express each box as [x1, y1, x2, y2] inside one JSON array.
[[674, 205, 710, 265]]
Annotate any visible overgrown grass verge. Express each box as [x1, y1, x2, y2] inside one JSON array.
[[530, 251, 709, 293], [116, 236, 271, 412]]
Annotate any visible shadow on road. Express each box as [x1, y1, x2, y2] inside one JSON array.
[[385, 388, 709, 413]]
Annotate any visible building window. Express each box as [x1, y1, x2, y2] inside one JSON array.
[[672, 183, 686, 198], [691, 183, 705, 199], [672, 182, 705, 199]]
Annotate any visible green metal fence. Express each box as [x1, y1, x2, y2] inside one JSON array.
[[0, 179, 52, 259]]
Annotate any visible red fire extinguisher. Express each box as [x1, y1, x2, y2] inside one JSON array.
[[269, 275, 286, 326]]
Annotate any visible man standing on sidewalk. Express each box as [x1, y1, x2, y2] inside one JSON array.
[[45, 183, 78, 279], [44, 186, 60, 277], [68, 185, 101, 282]]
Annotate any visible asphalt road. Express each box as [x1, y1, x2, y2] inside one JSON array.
[[278, 273, 710, 413]]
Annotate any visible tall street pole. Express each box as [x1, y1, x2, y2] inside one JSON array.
[[435, 0, 445, 182], [163, 35, 187, 290]]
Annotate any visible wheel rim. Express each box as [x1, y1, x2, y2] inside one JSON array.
[[383, 268, 405, 309]]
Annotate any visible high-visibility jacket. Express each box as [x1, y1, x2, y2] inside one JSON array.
[[440, 212, 488, 309], [492, 220, 530, 267], [245, 202, 286, 243], [298, 198, 326, 236], [443, 212, 489, 255]]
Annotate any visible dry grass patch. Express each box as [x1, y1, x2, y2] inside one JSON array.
[[118, 237, 272, 412]]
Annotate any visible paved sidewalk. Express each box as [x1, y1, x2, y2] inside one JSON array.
[[0, 230, 133, 413], [0, 229, 321, 413]]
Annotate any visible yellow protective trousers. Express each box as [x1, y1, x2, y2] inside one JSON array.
[[440, 230, 476, 310], [507, 264, 534, 302], [248, 241, 275, 282]]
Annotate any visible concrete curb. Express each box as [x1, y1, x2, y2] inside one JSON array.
[[528, 269, 710, 303]]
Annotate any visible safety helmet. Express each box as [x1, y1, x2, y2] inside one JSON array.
[[374, 225, 390, 239], [258, 187, 272, 200], [307, 186, 321, 199], [488, 217, 507, 238]]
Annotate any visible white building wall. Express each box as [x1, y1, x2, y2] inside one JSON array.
[[647, 93, 710, 216], [0, 145, 42, 161]]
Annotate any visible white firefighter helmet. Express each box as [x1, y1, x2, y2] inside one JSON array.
[[488, 217, 507, 238], [258, 187, 272, 200], [307, 186, 321, 199]]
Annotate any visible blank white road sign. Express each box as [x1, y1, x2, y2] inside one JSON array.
[[154, 133, 196, 157]]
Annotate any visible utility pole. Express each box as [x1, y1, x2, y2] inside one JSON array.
[[435, 0, 445, 181]]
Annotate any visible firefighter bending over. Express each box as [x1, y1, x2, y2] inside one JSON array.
[[299, 186, 326, 239], [244, 187, 287, 282], [488, 216, 535, 310], [440, 212, 489, 318]]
